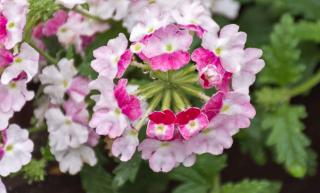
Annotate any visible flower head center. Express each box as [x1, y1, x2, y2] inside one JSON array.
[[114, 108, 122, 116], [215, 47, 222, 56], [165, 44, 174, 53], [7, 22, 15, 29], [5, 144, 13, 152], [9, 82, 16, 89], [15, 57, 23, 63]]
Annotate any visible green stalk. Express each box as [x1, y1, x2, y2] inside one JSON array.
[[27, 41, 58, 65], [72, 7, 110, 23], [180, 84, 210, 101], [289, 69, 320, 97], [172, 65, 196, 79], [211, 175, 221, 193], [140, 84, 165, 99], [135, 95, 162, 131], [161, 89, 172, 110], [172, 90, 187, 111]]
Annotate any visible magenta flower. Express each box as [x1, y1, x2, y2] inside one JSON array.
[[140, 24, 193, 71], [176, 107, 209, 140], [146, 110, 176, 141]]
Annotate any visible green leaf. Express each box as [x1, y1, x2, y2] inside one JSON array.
[[261, 104, 311, 178], [22, 159, 47, 184], [258, 14, 304, 86], [238, 115, 268, 165], [171, 155, 227, 193], [173, 183, 208, 193], [294, 21, 320, 42], [113, 154, 141, 188], [81, 165, 114, 193], [222, 179, 281, 193]]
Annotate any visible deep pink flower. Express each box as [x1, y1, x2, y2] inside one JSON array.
[[0, 14, 8, 42], [114, 79, 142, 121], [0, 48, 13, 69], [202, 92, 224, 121], [140, 24, 193, 71], [146, 110, 176, 141], [176, 107, 209, 140], [42, 10, 68, 36]]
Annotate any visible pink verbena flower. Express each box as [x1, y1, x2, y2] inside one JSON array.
[[45, 108, 89, 151], [192, 47, 231, 90], [232, 48, 265, 94], [138, 139, 187, 172], [0, 0, 28, 49], [42, 10, 68, 36], [114, 79, 142, 121], [91, 33, 132, 78], [211, 91, 256, 135], [202, 24, 247, 73], [146, 110, 176, 141], [176, 107, 209, 140], [1, 43, 39, 85], [140, 24, 193, 71], [112, 128, 139, 161], [0, 124, 34, 177], [0, 47, 13, 69]]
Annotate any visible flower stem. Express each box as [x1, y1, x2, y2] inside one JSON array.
[[180, 85, 210, 101], [289, 69, 320, 97], [131, 61, 150, 70], [27, 40, 58, 65], [72, 7, 110, 23], [134, 95, 162, 131], [211, 175, 221, 193]]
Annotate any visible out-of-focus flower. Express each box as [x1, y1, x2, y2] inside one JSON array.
[[0, 124, 34, 177]]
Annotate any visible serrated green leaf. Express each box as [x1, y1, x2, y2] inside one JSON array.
[[113, 154, 141, 188], [222, 179, 281, 193], [81, 165, 114, 193], [258, 14, 304, 86], [294, 21, 320, 42], [261, 104, 311, 178], [238, 116, 268, 165], [173, 183, 208, 193], [171, 155, 227, 186]]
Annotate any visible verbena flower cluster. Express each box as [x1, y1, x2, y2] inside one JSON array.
[[0, 0, 262, 191]]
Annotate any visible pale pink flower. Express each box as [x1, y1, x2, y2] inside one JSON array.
[[1, 43, 39, 84], [63, 99, 89, 125], [182, 154, 196, 167], [45, 108, 89, 151], [89, 108, 128, 138], [186, 126, 233, 156], [86, 0, 130, 20], [171, 0, 219, 35], [57, 12, 109, 54], [212, 0, 240, 20], [112, 128, 139, 161], [138, 139, 187, 172], [202, 24, 247, 73], [176, 107, 209, 140], [0, 0, 28, 49], [146, 110, 176, 141], [56, 0, 87, 9], [0, 110, 13, 130], [129, 5, 171, 42], [0, 80, 34, 113], [91, 33, 132, 78], [0, 124, 34, 177], [212, 92, 256, 135], [67, 76, 90, 103], [140, 24, 193, 71], [39, 58, 77, 104], [232, 48, 265, 94], [52, 144, 97, 175]]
